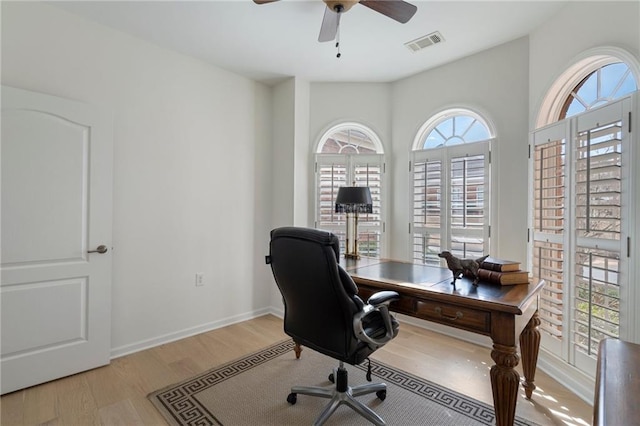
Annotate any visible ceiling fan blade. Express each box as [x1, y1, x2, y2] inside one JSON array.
[[253, 0, 280, 4], [360, 0, 417, 24], [318, 6, 340, 42]]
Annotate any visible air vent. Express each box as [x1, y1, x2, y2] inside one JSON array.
[[404, 31, 444, 52]]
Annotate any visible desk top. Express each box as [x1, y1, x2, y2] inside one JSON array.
[[341, 258, 544, 315], [594, 339, 640, 426]]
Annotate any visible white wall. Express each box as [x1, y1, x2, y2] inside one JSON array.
[[529, 1, 640, 127], [309, 83, 392, 149], [271, 79, 296, 229], [390, 37, 531, 262], [1, 2, 274, 356]]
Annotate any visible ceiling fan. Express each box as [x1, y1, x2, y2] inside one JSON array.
[[253, 0, 417, 43]]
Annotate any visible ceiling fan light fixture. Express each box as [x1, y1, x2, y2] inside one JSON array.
[[324, 0, 358, 13]]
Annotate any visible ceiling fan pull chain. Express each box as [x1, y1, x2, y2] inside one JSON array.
[[336, 22, 341, 58]]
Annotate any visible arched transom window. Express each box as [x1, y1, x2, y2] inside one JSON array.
[[317, 126, 380, 154], [418, 109, 492, 150], [560, 62, 637, 119]]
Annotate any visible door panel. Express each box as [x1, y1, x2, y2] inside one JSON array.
[[1, 86, 112, 394]]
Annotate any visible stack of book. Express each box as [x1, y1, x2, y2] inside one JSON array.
[[477, 256, 529, 285]]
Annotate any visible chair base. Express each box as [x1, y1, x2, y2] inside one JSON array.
[[288, 364, 387, 426]]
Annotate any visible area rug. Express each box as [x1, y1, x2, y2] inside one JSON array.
[[149, 339, 535, 426]]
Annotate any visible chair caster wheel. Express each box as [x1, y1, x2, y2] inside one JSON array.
[[376, 390, 386, 401], [328, 373, 335, 383], [287, 393, 297, 404]]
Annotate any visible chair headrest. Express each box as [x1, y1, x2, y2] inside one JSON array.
[[270, 227, 340, 261]]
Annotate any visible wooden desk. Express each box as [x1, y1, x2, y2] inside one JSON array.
[[593, 339, 640, 426], [342, 258, 544, 426]]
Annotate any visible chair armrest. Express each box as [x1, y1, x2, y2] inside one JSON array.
[[367, 290, 399, 307], [353, 291, 399, 350]]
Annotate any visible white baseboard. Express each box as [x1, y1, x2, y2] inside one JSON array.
[[270, 307, 284, 319], [110, 307, 272, 359]]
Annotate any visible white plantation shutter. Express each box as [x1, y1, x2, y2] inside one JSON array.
[[316, 157, 347, 226], [572, 104, 628, 373], [315, 154, 384, 256], [449, 153, 487, 259], [412, 155, 443, 265], [531, 122, 568, 356], [411, 142, 490, 264], [353, 160, 383, 257]]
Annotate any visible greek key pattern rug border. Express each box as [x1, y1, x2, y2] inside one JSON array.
[[148, 339, 532, 426]]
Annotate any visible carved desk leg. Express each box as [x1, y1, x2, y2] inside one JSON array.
[[293, 341, 302, 359], [490, 343, 520, 426], [519, 310, 541, 399]]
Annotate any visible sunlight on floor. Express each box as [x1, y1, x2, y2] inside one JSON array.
[[527, 385, 591, 426]]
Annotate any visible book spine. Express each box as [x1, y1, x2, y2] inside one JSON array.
[[480, 262, 521, 272], [479, 262, 505, 272], [477, 269, 502, 283]]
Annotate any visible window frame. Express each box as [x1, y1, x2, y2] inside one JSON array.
[[314, 123, 386, 258], [411, 108, 495, 264], [529, 95, 635, 377]]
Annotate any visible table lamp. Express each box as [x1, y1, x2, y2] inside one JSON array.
[[335, 186, 373, 259]]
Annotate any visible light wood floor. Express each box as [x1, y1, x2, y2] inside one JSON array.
[[1, 314, 592, 426]]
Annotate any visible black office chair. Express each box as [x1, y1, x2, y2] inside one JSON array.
[[266, 226, 400, 426]]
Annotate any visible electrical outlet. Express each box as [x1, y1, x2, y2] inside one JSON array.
[[195, 273, 204, 287]]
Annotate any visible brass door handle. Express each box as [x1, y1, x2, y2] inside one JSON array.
[[88, 245, 108, 254]]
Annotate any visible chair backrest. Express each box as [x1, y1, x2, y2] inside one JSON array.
[[268, 227, 364, 361]]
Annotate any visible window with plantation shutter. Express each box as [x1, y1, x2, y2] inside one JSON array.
[[315, 123, 385, 257], [412, 109, 493, 263], [531, 96, 633, 377]]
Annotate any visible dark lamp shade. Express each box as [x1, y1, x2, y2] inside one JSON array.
[[335, 186, 373, 214]]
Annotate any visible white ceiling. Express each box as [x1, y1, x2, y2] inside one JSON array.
[[53, 0, 568, 85]]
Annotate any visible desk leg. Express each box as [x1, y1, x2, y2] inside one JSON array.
[[519, 310, 541, 399], [490, 343, 520, 426]]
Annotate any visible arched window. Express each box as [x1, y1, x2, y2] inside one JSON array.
[[411, 109, 494, 265], [536, 48, 639, 127], [419, 110, 492, 149], [317, 126, 380, 154], [531, 48, 639, 377], [560, 62, 637, 119], [315, 123, 385, 257]]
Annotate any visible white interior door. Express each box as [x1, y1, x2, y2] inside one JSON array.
[[1, 86, 113, 394]]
